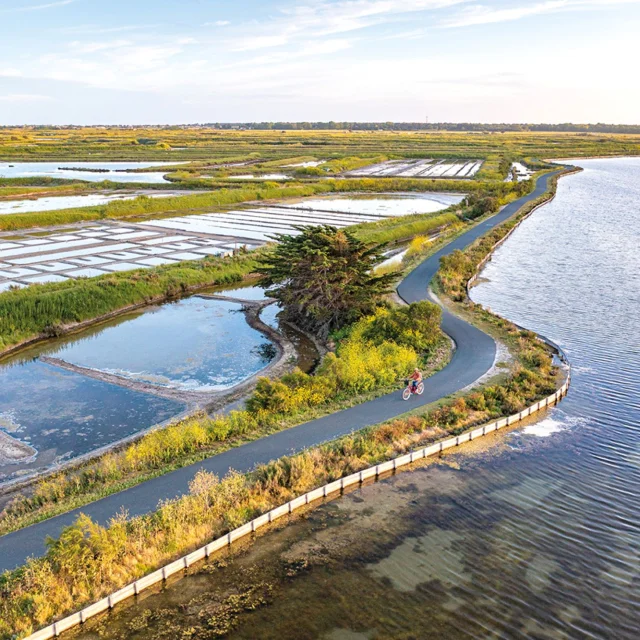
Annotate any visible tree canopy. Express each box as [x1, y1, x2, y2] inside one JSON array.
[[259, 225, 394, 339]]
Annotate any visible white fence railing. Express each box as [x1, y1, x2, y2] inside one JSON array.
[[24, 169, 576, 640], [26, 373, 570, 640]]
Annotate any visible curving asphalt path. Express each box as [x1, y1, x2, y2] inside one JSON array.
[[0, 170, 562, 573]]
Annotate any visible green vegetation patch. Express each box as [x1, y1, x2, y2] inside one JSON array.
[[0, 251, 260, 352]]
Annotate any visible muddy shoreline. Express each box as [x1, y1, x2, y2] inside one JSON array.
[[0, 430, 37, 467]]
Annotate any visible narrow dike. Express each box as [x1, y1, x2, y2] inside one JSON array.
[[0, 170, 568, 581]]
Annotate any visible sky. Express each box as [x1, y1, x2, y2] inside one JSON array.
[[1, 0, 639, 124]]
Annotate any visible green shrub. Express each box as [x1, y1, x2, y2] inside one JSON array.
[[362, 302, 442, 354]]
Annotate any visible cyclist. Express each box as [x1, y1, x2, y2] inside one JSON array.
[[408, 368, 422, 392]]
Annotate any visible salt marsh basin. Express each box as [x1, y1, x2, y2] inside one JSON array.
[[144, 192, 463, 242], [0, 360, 183, 484], [42, 296, 277, 392], [0, 294, 277, 484], [0, 190, 191, 215], [0, 192, 461, 291], [229, 173, 292, 180], [67, 158, 640, 640], [282, 192, 463, 215], [0, 161, 179, 184], [345, 158, 483, 178]]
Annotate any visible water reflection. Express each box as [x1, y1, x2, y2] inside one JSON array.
[[0, 192, 175, 215], [0, 293, 279, 483], [284, 192, 462, 216], [260, 303, 319, 373], [229, 174, 291, 180], [38, 297, 276, 392]]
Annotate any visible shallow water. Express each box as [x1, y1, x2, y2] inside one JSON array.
[[144, 193, 463, 244], [0, 191, 174, 215], [0, 162, 174, 184], [214, 285, 270, 301], [0, 292, 279, 482], [39, 296, 276, 392], [284, 161, 325, 168], [0, 360, 182, 483], [206, 283, 318, 372], [260, 304, 319, 373], [346, 159, 482, 179], [377, 247, 408, 270], [70, 158, 640, 639], [284, 192, 462, 216], [229, 173, 291, 180]]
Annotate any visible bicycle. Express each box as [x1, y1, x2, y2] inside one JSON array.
[[402, 378, 424, 400]]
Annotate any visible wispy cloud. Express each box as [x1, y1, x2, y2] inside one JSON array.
[[225, 0, 470, 51], [59, 24, 160, 35], [2, 0, 76, 13], [68, 40, 131, 54], [230, 35, 290, 52], [204, 20, 231, 27], [442, 0, 640, 28]]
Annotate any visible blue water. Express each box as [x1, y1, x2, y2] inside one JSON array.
[[45, 297, 276, 392], [0, 191, 175, 215], [0, 360, 182, 483], [0, 294, 277, 484], [71, 157, 640, 640]]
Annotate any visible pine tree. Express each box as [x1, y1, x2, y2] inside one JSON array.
[[259, 225, 394, 340]]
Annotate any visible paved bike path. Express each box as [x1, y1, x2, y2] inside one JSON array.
[[0, 171, 561, 573]]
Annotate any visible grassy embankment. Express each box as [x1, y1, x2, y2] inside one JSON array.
[[0, 170, 570, 640], [6, 125, 626, 232], [0, 177, 205, 199], [0, 251, 260, 353], [2, 127, 639, 163], [0, 296, 449, 529], [0, 194, 473, 355], [0, 182, 325, 231], [0, 212, 469, 531], [0, 183, 91, 199], [0, 171, 524, 232]]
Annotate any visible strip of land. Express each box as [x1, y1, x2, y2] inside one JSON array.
[[0, 170, 562, 573]]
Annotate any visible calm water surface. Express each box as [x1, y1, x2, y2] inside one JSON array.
[[0, 293, 277, 483], [0, 162, 174, 183], [71, 158, 639, 639], [286, 192, 462, 216], [0, 361, 182, 483], [230, 174, 292, 180], [0, 191, 174, 215], [42, 296, 276, 392]]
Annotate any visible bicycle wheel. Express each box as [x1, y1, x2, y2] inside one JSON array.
[[416, 382, 425, 395], [402, 387, 411, 400]]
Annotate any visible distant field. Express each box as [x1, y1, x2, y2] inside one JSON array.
[[1, 127, 639, 163], [0, 127, 637, 233]]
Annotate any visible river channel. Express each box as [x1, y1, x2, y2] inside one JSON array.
[[69, 158, 639, 639]]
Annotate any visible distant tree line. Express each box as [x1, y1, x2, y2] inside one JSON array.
[[3, 123, 640, 133], [202, 122, 640, 134]]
